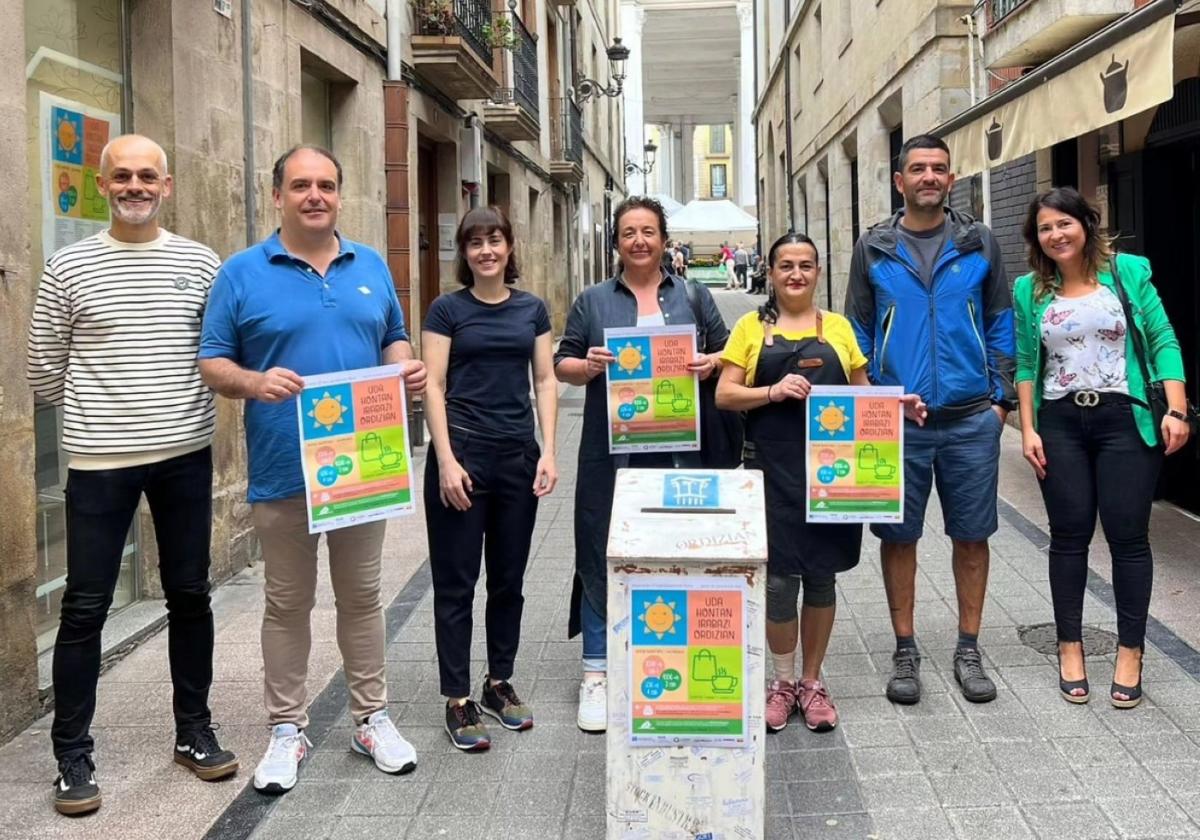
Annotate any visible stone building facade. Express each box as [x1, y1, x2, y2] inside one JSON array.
[[751, 0, 972, 309]]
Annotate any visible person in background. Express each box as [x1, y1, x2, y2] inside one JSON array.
[[721, 242, 737, 289], [718, 232, 925, 732], [422, 206, 558, 750], [555, 196, 727, 732], [1014, 187, 1189, 708], [733, 242, 750, 289]]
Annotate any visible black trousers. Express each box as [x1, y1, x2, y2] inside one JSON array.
[[424, 431, 540, 697], [1037, 399, 1162, 649], [52, 446, 215, 760]]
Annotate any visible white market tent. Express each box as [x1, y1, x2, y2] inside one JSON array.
[[648, 193, 685, 216], [666, 199, 758, 256]]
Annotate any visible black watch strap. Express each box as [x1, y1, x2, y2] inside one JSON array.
[[1167, 408, 1188, 421]]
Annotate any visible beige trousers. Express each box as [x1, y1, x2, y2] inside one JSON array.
[[253, 495, 387, 727]]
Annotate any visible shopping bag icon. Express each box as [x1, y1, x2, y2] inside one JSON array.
[[857, 444, 878, 470], [691, 649, 717, 681]]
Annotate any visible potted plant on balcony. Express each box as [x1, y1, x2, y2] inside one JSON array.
[[482, 14, 516, 50], [411, 0, 455, 36]]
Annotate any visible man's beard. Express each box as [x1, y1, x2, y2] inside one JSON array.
[[109, 193, 162, 225]]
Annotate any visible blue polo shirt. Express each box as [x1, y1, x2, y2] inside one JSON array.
[[199, 232, 408, 503]]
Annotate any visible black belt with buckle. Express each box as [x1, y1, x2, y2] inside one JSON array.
[[1068, 390, 1135, 408]]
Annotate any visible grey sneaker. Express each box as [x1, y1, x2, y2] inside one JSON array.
[[445, 700, 491, 751], [479, 677, 534, 731], [886, 648, 922, 705], [954, 647, 997, 703]]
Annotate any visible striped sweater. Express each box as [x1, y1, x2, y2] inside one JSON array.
[[27, 229, 221, 468]]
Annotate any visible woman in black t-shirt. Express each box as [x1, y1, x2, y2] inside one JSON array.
[[422, 206, 558, 752]]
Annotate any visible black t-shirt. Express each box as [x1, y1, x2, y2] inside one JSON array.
[[423, 287, 552, 441]]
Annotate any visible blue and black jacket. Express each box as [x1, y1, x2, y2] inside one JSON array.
[[844, 208, 1016, 419]]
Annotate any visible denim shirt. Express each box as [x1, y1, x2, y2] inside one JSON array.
[[555, 270, 729, 462]]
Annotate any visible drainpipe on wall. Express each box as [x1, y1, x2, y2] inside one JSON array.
[[241, 0, 257, 245], [783, 34, 795, 232], [386, 0, 403, 80], [963, 11, 992, 226], [752, 0, 762, 257]]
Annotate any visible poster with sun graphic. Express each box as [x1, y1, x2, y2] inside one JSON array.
[[295, 364, 414, 533], [805, 385, 905, 524], [604, 325, 701, 454], [628, 578, 748, 746], [40, 92, 118, 257]]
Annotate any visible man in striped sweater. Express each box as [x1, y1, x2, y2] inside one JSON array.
[[27, 134, 238, 816]]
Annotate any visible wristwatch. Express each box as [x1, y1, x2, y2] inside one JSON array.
[[1167, 408, 1188, 421]]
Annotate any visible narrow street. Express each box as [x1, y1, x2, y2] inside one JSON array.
[[4, 289, 1200, 839]]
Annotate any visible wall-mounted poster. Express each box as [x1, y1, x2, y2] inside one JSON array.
[[40, 92, 119, 257], [604, 325, 700, 454]]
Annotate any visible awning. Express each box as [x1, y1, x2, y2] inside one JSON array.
[[937, 0, 1177, 177]]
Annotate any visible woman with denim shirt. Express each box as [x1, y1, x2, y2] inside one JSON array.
[[1013, 187, 1190, 708], [554, 196, 728, 732]]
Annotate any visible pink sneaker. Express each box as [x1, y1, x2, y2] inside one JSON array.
[[797, 679, 838, 732], [765, 680, 797, 731]]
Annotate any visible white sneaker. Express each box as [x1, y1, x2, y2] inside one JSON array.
[[352, 709, 417, 774], [577, 677, 607, 732], [253, 723, 312, 794]]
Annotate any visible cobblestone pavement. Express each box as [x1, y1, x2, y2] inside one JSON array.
[[4, 291, 1200, 839]]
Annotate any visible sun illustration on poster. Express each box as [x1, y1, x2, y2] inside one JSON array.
[[616, 341, 648, 375], [308, 391, 348, 432], [638, 596, 682, 640], [816, 401, 849, 436]]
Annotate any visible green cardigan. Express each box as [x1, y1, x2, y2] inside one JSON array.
[[1012, 252, 1186, 447]]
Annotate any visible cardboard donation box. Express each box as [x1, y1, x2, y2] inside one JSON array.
[[606, 469, 768, 840]]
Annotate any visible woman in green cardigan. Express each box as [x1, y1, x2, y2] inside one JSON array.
[[1014, 187, 1190, 710]]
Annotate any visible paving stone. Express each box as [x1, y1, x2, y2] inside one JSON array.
[[1003, 769, 1087, 804], [945, 805, 1035, 839], [1120, 731, 1200, 764], [1074, 764, 1162, 800], [903, 715, 976, 744], [766, 781, 790, 815], [930, 771, 1015, 808], [562, 815, 606, 839], [777, 747, 854, 781], [1021, 801, 1118, 839], [250, 815, 337, 840], [789, 813, 875, 836], [1050, 734, 1132, 768], [483, 814, 569, 839], [869, 806, 956, 840], [269, 780, 357, 818], [1097, 796, 1200, 838], [494, 776, 571, 816], [402, 814, 491, 839], [849, 745, 923, 778], [840, 719, 911, 749], [970, 713, 1042, 742], [857, 774, 939, 810], [787, 780, 866, 816], [916, 741, 999, 776]]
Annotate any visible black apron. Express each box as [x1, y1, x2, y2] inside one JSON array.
[[743, 317, 862, 577]]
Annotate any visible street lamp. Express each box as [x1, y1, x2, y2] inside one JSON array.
[[574, 38, 630, 104], [624, 140, 658, 176]]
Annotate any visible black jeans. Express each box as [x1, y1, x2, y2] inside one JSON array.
[[424, 430, 540, 697], [52, 446, 215, 760], [1037, 398, 1162, 649]]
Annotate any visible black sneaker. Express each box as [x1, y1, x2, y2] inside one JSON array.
[[479, 677, 534, 731], [886, 648, 922, 705], [175, 725, 240, 781], [53, 753, 101, 816], [444, 700, 491, 751], [953, 647, 998, 703]]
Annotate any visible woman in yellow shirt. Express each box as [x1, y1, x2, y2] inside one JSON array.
[[717, 232, 924, 733]]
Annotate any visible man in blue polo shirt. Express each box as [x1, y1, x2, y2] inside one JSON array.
[[199, 145, 427, 795]]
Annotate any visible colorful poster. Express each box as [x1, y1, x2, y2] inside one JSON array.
[[604, 325, 701, 454], [40, 92, 119, 257], [805, 385, 905, 523], [629, 577, 747, 747], [296, 365, 415, 534]]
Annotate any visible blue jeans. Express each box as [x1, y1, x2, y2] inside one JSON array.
[[871, 408, 1003, 544], [580, 591, 607, 672]]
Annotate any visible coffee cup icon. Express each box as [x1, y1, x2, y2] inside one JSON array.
[[1101, 54, 1129, 113], [986, 118, 1003, 161]]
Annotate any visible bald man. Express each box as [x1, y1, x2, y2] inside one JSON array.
[[28, 134, 238, 816]]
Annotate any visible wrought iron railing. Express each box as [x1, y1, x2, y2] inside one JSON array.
[[511, 14, 539, 121], [414, 0, 493, 65], [989, 0, 1029, 26], [551, 97, 582, 164]]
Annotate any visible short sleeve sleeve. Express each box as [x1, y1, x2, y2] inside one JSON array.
[[198, 267, 241, 361], [721, 313, 756, 370], [382, 281, 408, 345], [533, 296, 552, 336], [422, 294, 455, 338]]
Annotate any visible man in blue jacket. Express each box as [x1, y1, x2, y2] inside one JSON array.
[[846, 134, 1015, 706]]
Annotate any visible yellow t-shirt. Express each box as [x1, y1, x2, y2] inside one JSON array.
[[721, 310, 868, 387]]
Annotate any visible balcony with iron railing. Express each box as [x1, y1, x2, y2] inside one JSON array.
[[483, 11, 540, 142], [549, 96, 584, 183], [411, 0, 499, 100], [983, 0, 1129, 70]]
